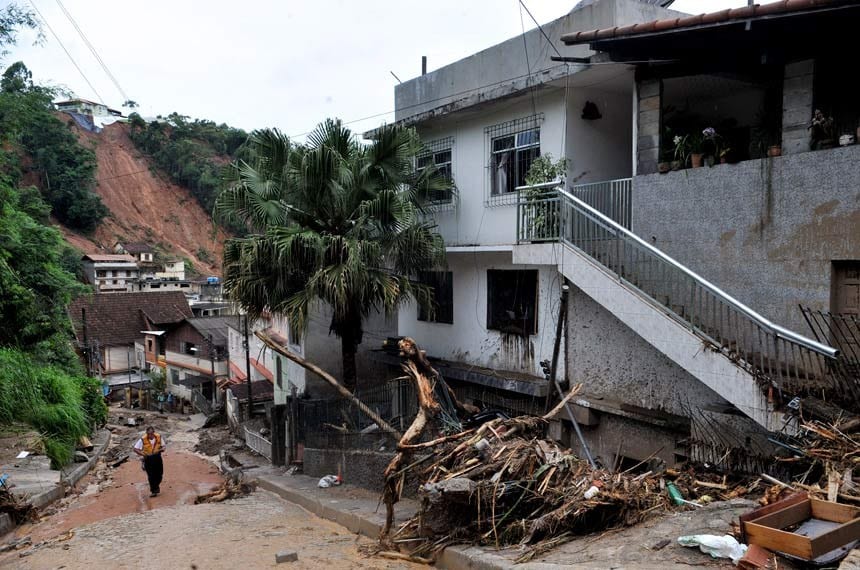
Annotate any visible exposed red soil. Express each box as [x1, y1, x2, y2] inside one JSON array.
[[17, 451, 222, 542], [57, 118, 227, 275]]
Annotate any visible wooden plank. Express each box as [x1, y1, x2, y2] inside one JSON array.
[[740, 492, 808, 542], [747, 500, 811, 530], [810, 498, 860, 524], [810, 517, 860, 559], [745, 521, 812, 559]]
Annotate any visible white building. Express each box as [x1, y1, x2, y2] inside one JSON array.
[[381, 0, 677, 389], [81, 253, 140, 293], [156, 260, 185, 281], [56, 98, 122, 118]]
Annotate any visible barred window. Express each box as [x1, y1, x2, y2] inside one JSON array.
[[416, 137, 454, 205], [485, 114, 543, 205]]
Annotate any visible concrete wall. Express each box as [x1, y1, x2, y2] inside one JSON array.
[[782, 60, 814, 155], [102, 345, 134, 373], [416, 90, 567, 248], [566, 84, 633, 183], [394, 0, 680, 121], [398, 251, 562, 377], [632, 144, 860, 333]]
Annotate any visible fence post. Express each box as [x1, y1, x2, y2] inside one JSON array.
[[271, 404, 287, 466]]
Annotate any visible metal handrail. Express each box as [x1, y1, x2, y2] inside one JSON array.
[[554, 186, 837, 358]]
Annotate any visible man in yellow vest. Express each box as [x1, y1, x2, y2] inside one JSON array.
[[133, 426, 166, 497]]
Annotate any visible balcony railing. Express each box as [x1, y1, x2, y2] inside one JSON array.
[[517, 178, 632, 243], [516, 181, 839, 398]]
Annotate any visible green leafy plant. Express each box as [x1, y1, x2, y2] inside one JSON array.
[[522, 154, 566, 239]]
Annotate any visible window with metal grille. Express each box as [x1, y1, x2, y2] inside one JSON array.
[[485, 114, 543, 205], [487, 269, 538, 335], [417, 271, 453, 324], [416, 137, 454, 205]]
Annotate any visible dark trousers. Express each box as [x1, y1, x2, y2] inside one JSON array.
[[143, 453, 163, 493]]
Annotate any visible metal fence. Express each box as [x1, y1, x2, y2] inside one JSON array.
[[190, 388, 213, 416], [517, 178, 632, 244], [244, 425, 272, 460], [554, 186, 838, 395], [516, 182, 838, 398]]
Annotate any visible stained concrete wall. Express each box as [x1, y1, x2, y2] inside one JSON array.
[[394, 0, 681, 122], [631, 144, 860, 333], [398, 251, 562, 377]]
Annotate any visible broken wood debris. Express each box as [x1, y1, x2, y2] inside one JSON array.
[[194, 477, 256, 504]]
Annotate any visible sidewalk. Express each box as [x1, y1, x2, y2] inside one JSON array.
[[231, 450, 748, 570], [0, 429, 111, 535]]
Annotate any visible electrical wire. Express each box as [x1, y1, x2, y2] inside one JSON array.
[[54, 0, 129, 103], [518, 0, 562, 58], [27, 0, 105, 103]]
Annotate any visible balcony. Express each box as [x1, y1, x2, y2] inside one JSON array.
[[517, 178, 632, 244]]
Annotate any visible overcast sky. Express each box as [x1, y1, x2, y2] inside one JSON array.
[[6, 0, 770, 140]]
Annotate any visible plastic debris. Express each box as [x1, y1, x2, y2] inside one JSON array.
[[317, 474, 342, 488], [678, 534, 748, 565]]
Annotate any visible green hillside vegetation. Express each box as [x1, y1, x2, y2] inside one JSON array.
[[128, 111, 248, 231], [0, 7, 107, 468], [0, 61, 108, 232], [0, 349, 106, 467]]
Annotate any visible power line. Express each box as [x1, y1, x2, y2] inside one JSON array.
[[54, 0, 129, 103], [518, 0, 562, 58], [27, 0, 105, 103]]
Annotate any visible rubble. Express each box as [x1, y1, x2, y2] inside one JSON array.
[[194, 477, 256, 504]]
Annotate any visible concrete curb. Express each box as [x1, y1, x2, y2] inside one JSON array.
[[255, 474, 537, 570], [24, 429, 112, 511], [60, 429, 112, 489]]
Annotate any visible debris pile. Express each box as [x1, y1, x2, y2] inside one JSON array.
[[0, 487, 33, 524], [194, 476, 256, 504], [384, 414, 670, 563]]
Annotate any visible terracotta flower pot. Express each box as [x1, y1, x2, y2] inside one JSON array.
[[658, 162, 670, 174], [767, 145, 782, 157], [720, 157, 727, 164], [690, 153, 704, 168]]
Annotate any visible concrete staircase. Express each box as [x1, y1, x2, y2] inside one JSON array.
[[514, 187, 838, 432]]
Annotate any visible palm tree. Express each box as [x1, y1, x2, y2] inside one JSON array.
[[215, 119, 451, 390]]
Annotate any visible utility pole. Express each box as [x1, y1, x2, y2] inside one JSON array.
[[208, 334, 216, 405], [244, 315, 253, 420], [127, 344, 133, 386], [81, 308, 91, 376]]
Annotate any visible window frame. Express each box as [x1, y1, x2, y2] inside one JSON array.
[[415, 137, 455, 209], [484, 114, 544, 206], [486, 269, 539, 335]]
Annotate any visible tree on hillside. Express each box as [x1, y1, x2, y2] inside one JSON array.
[[215, 120, 451, 390]]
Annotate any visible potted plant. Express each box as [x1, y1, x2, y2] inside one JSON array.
[[688, 132, 705, 168], [719, 147, 732, 164], [750, 99, 782, 159], [809, 109, 835, 150]]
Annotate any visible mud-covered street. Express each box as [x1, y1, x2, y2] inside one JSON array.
[[0, 408, 418, 569]]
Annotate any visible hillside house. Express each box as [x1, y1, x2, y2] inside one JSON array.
[[364, 0, 857, 471], [149, 316, 232, 408], [81, 253, 140, 293], [367, 0, 679, 413], [55, 98, 123, 118], [68, 292, 192, 382], [114, 242, 154, 263], [156, 260, 185, 281]]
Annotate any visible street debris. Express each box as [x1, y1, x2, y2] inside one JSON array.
[[317, 475, 342, 488], [0, 485, 34, 524], [194, 476, 256, 504], [677, 534, 747, 564], [275, 550, 298, 564]]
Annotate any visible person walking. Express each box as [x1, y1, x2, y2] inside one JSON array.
[[133, 426, 166, 497]]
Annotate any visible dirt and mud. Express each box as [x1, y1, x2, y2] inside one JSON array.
[[57, 118, 227, 275]]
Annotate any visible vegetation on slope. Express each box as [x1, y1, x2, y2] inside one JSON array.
[[0, 349, 106, 467], [128, 111, 248, 231], [1, 61, 107, 232]]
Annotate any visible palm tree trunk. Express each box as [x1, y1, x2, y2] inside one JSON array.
[[341, 333, 358, 391]]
